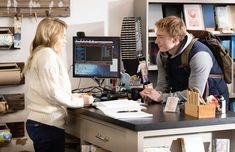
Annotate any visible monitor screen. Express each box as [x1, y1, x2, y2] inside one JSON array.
[[73, 36, 121, 78]]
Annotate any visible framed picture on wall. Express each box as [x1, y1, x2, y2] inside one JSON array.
[[183, 4, 205, 30]]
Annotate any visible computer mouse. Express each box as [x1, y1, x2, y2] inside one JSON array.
[[108, 93, 118, 100], [100, 96, 109, 101]]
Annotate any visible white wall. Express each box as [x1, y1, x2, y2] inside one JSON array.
[[0, 0, 134, 151]]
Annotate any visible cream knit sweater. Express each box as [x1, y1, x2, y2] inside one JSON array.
[[26, 47, 84, 129]]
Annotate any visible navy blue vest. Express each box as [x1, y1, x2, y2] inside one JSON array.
[[162, 41, 229, 102]]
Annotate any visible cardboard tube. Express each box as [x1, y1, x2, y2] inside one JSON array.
[[0, 70, 21, 85]]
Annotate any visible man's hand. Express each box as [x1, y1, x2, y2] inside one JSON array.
[[140, 88, 162, 102]]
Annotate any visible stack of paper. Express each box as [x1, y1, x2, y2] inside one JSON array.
[[213, 138, 230, 152], [215, 6, 233, 33], [179, 136, 205, 152], [94, 99, 153, 119]]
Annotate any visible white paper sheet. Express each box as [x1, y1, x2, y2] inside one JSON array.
[[95, 99, 153, 119]]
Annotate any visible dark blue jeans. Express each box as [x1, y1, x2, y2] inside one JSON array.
[[26, 119, 65, 152]]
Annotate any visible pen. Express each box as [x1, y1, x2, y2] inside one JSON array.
[[117, 110, 138, 113]]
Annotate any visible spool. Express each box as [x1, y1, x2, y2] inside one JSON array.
[[0, 34, 13, 46], [0, 28, 14, 48]]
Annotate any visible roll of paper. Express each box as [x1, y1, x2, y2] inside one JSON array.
[[0, 70, 21, 85], [0, 34, 13, 46]]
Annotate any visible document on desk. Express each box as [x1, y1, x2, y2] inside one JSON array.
[[95, 99, 153, 119]]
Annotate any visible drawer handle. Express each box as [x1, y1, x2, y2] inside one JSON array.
[[95, 133, 110, 142]]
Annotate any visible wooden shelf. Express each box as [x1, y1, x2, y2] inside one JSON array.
[[0, 7, 70, 17], [0, 0, 70, 17], [0, 93, 24, 115], [6, 122, 24, 138]]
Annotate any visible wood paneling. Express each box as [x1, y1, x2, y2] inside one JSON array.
[[0, 0, 70, 17]]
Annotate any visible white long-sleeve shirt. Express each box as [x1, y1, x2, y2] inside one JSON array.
[[26, 47, 84, 129]]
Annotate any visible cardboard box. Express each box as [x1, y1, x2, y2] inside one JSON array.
[[185, 102, 216, 118]]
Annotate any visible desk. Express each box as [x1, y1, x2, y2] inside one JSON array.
[[66, 103, 235, 152]]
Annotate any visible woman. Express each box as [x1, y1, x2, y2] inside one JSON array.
[[24, 17, 93, 152]]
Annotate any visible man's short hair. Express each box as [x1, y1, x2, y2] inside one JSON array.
[[155, 16, 187, 41]]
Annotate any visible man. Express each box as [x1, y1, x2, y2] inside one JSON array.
[[140, 16, 229, 106]]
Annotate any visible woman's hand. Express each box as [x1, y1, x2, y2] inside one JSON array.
[[80, 93, 94, 107]]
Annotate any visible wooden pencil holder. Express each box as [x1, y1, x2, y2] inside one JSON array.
[[185, 90, 216, 118], [185, 103, 216, 118]]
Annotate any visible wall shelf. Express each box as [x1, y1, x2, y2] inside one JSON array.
[[0, 93, 24, 115], [0, 0, 70, 17]]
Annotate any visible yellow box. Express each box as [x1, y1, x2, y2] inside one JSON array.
[[185, 102, 216, 118]]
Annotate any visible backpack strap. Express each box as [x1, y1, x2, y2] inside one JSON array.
[[180, 38, 198, 69], [181, 38, 211, 99]]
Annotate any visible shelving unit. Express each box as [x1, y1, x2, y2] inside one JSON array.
[[134, 0, 235, 96], [0, 62, 25, 145]]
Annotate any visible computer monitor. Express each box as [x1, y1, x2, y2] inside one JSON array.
[[73, 36, 121, 78]]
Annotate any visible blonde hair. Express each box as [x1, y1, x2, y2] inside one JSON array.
[[155, 16, 187, 41], [24, 17, 67, 72]]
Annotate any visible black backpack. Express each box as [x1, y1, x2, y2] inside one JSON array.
[[181, 30, 232, 84]]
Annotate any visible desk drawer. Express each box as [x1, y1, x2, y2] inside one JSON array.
[[65, 115, 81, 138], [81, 119, 126, 151]]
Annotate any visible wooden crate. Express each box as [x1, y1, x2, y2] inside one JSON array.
[[185, 102, 216, 118]]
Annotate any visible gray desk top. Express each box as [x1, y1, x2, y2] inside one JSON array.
[[68, 103, 235, 131]]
